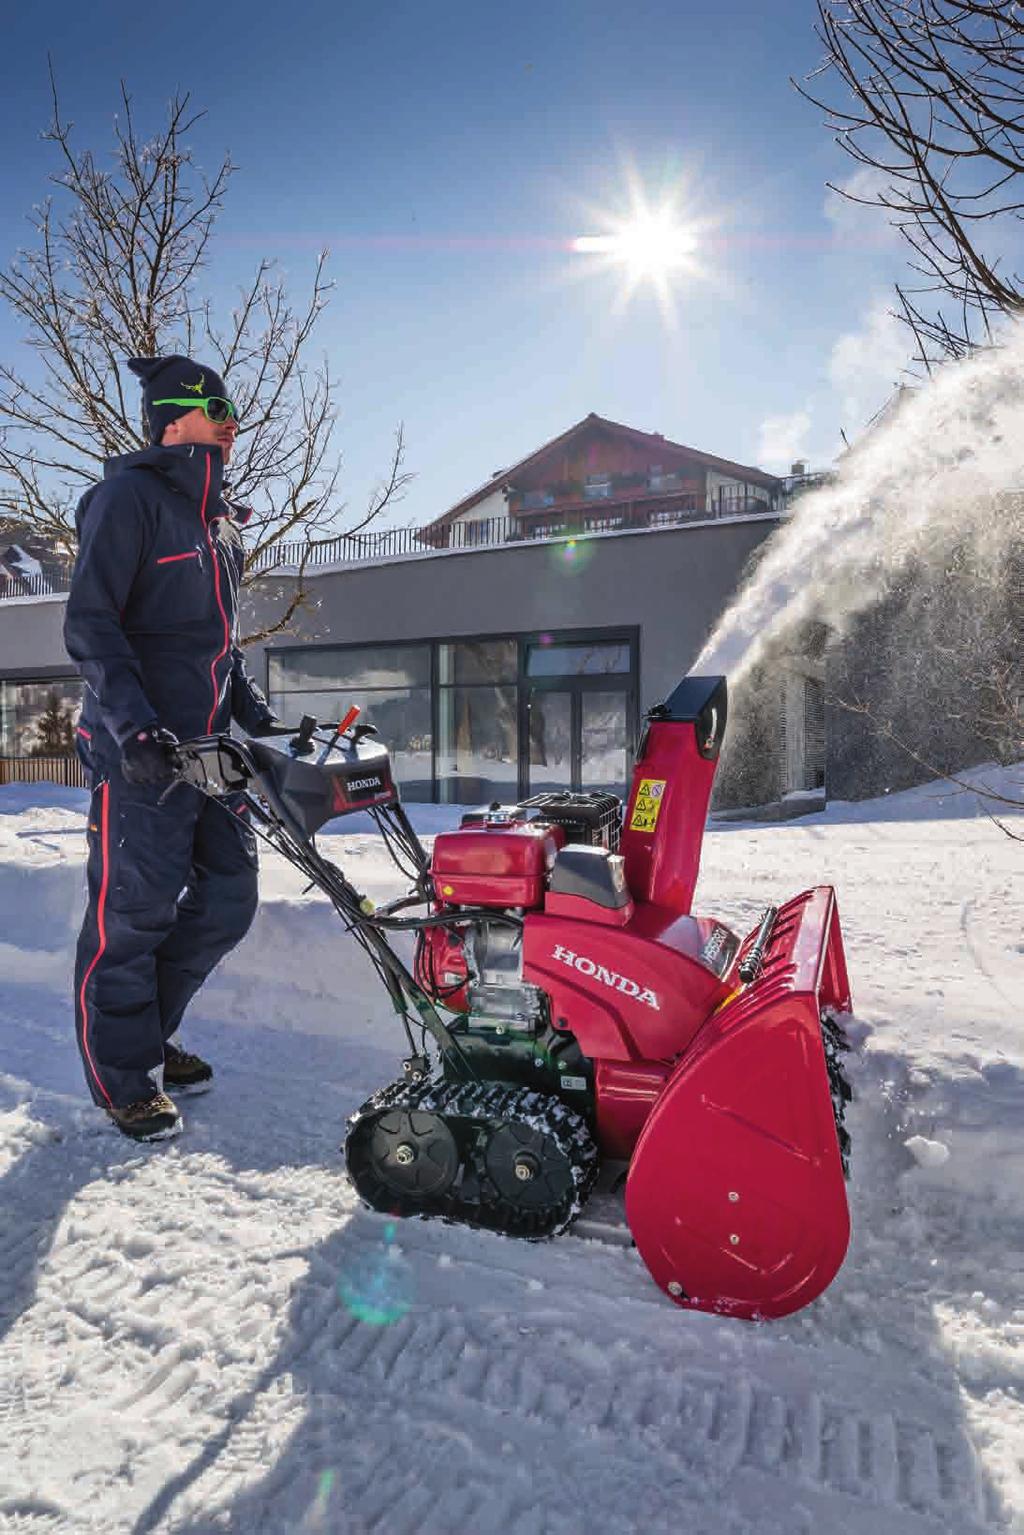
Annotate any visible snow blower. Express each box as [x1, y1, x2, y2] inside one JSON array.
[[171, 674, 853, 1320]]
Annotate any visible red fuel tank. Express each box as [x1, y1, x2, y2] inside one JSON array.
[[431, 821, 565, 908]]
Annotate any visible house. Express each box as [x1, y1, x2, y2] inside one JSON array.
[[237, 415, 787, 805], [0, 522, 72, 595], [421, 413, 781, 547]]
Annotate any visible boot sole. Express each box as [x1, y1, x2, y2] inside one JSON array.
[[165, 1079, 212, 1097], [109, 1116, 183, 1143]]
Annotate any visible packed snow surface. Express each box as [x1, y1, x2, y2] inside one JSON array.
[[1, 767, 1022, 1534]]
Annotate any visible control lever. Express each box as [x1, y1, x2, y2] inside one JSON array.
[[321, 704, 362, 757], [291, 714, 318, 757]]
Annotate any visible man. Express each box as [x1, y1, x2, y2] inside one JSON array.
[[65, 355, 278, 1143]]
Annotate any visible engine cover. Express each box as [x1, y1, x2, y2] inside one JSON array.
[[431, 821, 565, 909]]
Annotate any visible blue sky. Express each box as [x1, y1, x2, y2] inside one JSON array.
[[1, 0, 912, 527]]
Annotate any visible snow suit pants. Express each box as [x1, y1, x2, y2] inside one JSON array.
[[73, 766, 258, 1109]]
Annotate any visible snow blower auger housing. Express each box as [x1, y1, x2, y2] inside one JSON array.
[[170, 678, 853, 1321]]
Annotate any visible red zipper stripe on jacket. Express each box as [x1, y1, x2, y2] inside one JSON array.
[[156, 551, 199, 565], [78, 780, 114, 1108], [201, 452, 232, 733]]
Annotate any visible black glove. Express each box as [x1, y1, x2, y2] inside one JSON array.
[[246, 712, 282, 738], [121, 725, 180, 786]]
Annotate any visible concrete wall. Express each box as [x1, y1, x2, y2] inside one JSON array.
[[0, 595, 72, 676], [242, 515, 779, 712]]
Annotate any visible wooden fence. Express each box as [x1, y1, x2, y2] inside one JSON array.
[[0, 755, 89, 788]]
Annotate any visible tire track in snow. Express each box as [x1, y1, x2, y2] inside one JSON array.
[[323, 1307, 993, 1529]]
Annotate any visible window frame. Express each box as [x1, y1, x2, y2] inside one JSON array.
[[0, 670, 84, 758], [264, 624, 640, 803]]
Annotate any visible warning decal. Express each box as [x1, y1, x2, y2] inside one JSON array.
[[628, 778, 667, 832]]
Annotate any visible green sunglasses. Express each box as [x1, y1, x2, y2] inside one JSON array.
[[153, 395, 239, 423]]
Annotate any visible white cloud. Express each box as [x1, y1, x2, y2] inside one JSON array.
[[829, 301, 911, 436], [757, 410, 812, 472], [823, 167, 900, 247]]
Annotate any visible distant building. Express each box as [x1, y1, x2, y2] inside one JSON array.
[[421, 412, 781, 547], [0, 522, 72, 595]]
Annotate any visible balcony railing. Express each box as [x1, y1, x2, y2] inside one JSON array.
[[248, 495, 776, 573]]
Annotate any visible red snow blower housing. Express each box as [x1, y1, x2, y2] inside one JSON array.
[[172, 675, 853, 1320]]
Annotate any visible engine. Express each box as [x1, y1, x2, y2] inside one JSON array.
[[414, 792, 622, 1097]]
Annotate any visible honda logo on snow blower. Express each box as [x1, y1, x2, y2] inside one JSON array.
[[551, 945, 660, 1010], [331, 773, 386, 811]]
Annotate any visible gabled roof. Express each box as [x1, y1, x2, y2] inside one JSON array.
[[426, 412, 781, 530], [0, 521, 72, 588]]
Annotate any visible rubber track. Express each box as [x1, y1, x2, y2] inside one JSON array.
[[346, 1077, 600, 1239]]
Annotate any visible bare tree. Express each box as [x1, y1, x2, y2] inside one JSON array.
[[798, 2, 1024, 366], [0, 69, 411, 639]]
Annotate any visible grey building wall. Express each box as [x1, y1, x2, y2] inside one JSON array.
[[0, 519, 782, 803], [242, 516, 778, 713], [0, 596, 72, 676], [0, 518, 779, 703]]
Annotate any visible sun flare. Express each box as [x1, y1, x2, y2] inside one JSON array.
[[569, 171, 714, 323], [573, 212, 699, 279]]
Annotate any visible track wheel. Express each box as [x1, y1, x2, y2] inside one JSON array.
[[349, 1107, 460, 1212], [481, 1119, 577, 1216]]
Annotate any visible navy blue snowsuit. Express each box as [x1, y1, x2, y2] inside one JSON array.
[[64, 443, 272, 1109]]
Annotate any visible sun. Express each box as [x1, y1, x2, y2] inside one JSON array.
[[569, 171, 714, 323], [574, 211, 698, 280]]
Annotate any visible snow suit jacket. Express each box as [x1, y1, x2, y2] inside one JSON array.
[[64, 443, 273, 759]]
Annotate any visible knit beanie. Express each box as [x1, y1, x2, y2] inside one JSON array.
[[127, 355, 229, 445]]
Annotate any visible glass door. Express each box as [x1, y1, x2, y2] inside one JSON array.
[[580, 688, 629, 795], [527, 685, 630, 796], [527, 689, 572, 795]]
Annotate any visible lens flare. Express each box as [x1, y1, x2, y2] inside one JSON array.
[[552, 536, 591, 574], [337, 1222, 413, 1326]]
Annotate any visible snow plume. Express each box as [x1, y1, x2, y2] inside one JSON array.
[[697, 321, 1024, 684], [828, 300, 909, 434], [756, 409, 811, 474]]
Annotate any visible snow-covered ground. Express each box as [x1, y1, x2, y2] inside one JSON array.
[[1, 767, 1022, 1534]]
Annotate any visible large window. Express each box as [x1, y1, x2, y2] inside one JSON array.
[[266, 629, 636, 805], [0, 678, 83, 757], [526, 641, 630, 677], [437, 640, 517, 803]]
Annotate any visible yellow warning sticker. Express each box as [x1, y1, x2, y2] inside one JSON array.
[[629, 778, 667, 832]]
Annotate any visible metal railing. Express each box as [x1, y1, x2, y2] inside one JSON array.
[[0, 569, 74, 601], [248, 495, 777, 574]]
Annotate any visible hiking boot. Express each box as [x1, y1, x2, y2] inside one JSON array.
[[163, 1041, 213, 1095], [108, 1091, 182, 1143]]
